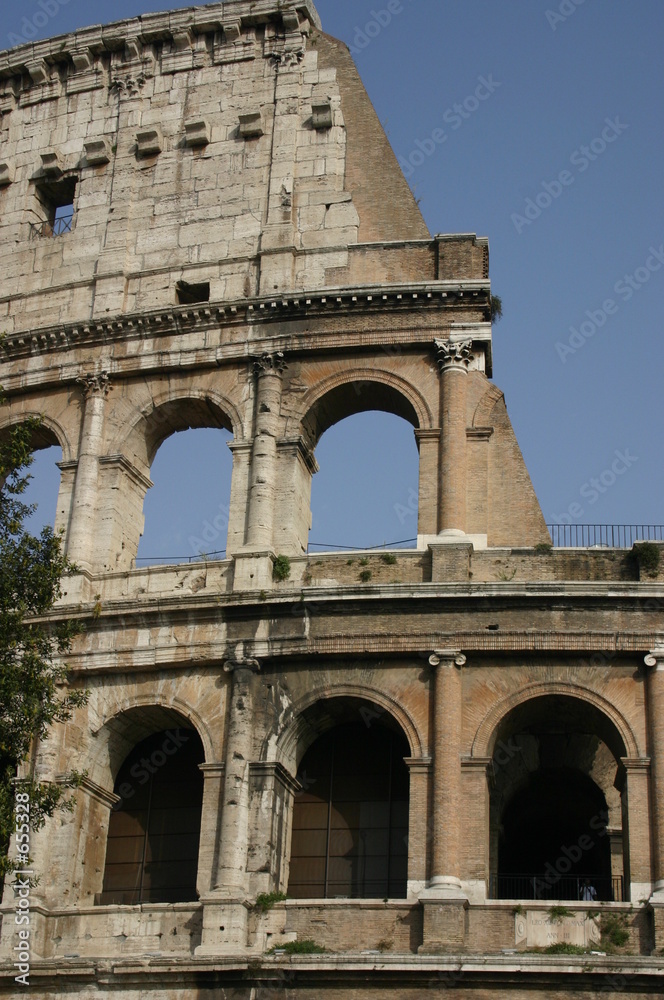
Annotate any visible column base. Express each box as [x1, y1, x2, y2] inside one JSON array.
[[194, 897, 250, 955], [419, 879, 469, 953], [232, 549, 276, 591]]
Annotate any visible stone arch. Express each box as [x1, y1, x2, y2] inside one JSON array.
[[471, 681, 638, 761], [115, 388, 244, 469], [295, 368, 432, 448], [0, 409, 73, 463], [479, 683, 637, 901], [471, 384, 504, 430], [88, 695, 214, 791], [271, 683, 423, 771]]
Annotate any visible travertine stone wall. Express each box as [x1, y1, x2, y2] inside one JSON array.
[[0, 3, 663, 996]]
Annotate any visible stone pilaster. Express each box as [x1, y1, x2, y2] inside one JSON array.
[[404, 756, 432, 896], [414, 428, 440, 537], [620, 757, 652, 902], [645, 650, 664, 899], [435, 340, 472, 536], [259, 26, 304, 294], [196, 763, 225, 897], [460, 756, 493, 903], [65, 371, 110, 572]]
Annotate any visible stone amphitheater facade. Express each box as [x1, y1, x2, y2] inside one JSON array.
[[0, 2, 662, 996]]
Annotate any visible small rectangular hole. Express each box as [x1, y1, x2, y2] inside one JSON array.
[[176, 281, 210, 305]]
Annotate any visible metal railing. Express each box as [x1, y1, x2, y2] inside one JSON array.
[[490, 873, 623, 902], [308, 538, 417, 552], [134, 549, 226, 566], [547, 524, 664, 548], [29, 212, 74, 238]]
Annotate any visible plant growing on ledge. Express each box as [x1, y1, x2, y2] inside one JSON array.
[[268, 939, 326, 955], [600, 911, 630, 952], [272, 555, 291, 582], [490, 294, 503, 322], [632, 541, 660, 578], [253, 891, 287, 913], [543, 942, 588, 955], [548, 905, 573, 923]]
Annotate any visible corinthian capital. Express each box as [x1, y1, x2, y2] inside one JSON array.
[[253, 352, 287, 376], [77, 371, 110, 397], [435, 339, 474, 373]]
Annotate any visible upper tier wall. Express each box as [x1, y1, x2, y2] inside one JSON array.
[[0, 0, 430, 336]]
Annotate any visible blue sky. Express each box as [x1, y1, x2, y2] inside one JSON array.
[[9, 0, 664, 557]]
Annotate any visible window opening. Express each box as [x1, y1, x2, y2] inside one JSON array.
[[30, 177, 77, 238], [289, 721, 409, 899], [99, 729, 204, 905]]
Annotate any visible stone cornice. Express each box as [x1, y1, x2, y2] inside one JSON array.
[[59, 625, 664, 677], [0, 2, 321, 68], [0, 281, 491, 369]]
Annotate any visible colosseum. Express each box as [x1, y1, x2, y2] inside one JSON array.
[[0, 1, 662, 996]]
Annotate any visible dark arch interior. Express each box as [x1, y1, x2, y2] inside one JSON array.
[[288, 719, 409, 899], [491, 694, 628, 761], [99, 728, 204, 905], [498, 767, 613, 900], [490, 695, 625, 901]]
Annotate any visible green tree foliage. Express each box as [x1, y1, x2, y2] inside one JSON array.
[[0, 417, 87, 879]]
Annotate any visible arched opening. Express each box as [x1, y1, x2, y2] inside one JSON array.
[[137, 427, 233, 564], [489, 695, 627, 901], [21, 444, 62, 535], [287, 698, 410, 899], [99, 727, 204, 904], [305, 385, 420, 550], [0, 422, 63, 535]]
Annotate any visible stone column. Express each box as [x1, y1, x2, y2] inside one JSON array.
[[420, 649, 468, 952], [645, 650, 664, 899], [245, 353, 286, 550], [66, 371, 110, 572], [197, 647, 260, 955], [234, 354, 287, 590], [435, 340, 473, 536]]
